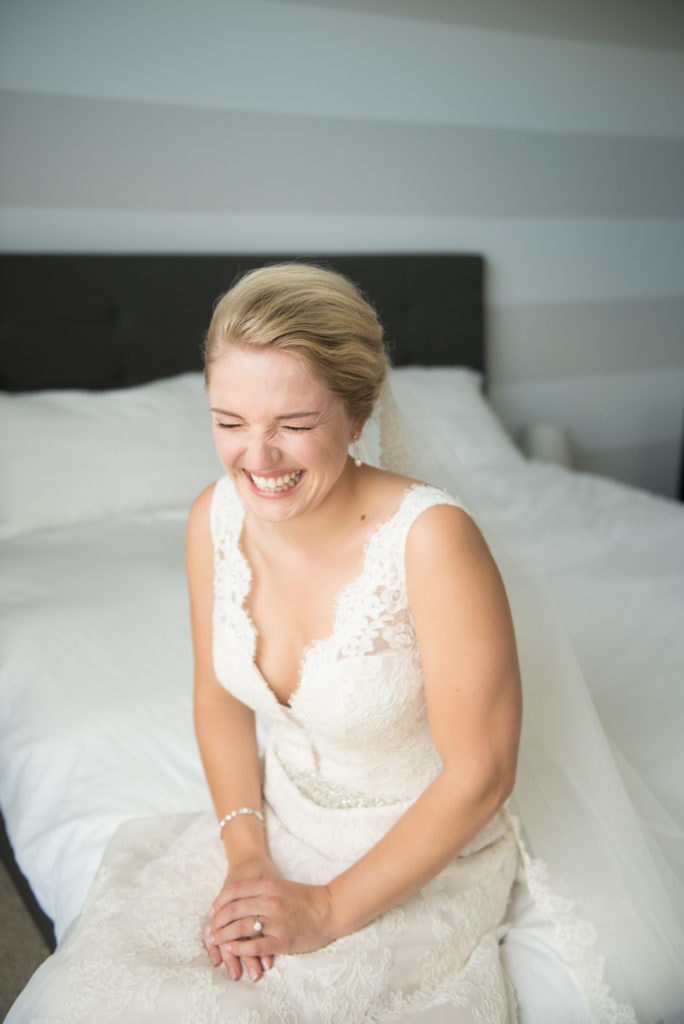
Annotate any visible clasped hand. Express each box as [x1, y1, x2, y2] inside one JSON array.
[[204, 865, 335, 983]]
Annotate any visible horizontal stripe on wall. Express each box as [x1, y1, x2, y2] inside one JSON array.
[[488, 298, 684, 385], [1, 1, 683, 139], [489, 365, 684, 450], [288, 0, 684, 52], [2, 207, 682, 310], [3, 91, 684, 221], [576, 437, 682, 499], [490, 367, 684, 498]]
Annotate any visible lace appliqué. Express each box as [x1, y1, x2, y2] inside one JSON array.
[[210, 478, 464, 715], [317, 485, 461, 665], [41, 816, 227, 1024], [505, 810, 637, 1024], [253, 834, 518, 1024], [39, 811, 518, 1024], [211, 479, 256, 666]]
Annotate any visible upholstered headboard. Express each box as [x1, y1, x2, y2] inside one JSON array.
[[0, 254, 485, 392]]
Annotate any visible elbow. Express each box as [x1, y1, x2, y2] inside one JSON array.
[[468, 756, 518, 821], [440, 763, 514, 825], [475, 776, 513, 824], [493, 752, 520, 819], [488, 747, 518, 810], [496, 764, 516, 808]]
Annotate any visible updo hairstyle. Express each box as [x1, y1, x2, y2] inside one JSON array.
[[204, 263, 389, 423]]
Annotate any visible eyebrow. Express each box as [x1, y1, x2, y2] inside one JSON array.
[[210, 408, 321, 419]]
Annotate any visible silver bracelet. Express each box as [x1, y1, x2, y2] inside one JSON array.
[[218, 807, 265, 835]]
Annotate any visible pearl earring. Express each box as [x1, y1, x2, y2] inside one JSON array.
[[352, 434, 362, 468]]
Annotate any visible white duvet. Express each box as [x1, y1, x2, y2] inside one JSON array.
[[1, 369, 683, 1016], [0, 511, 210, 933]]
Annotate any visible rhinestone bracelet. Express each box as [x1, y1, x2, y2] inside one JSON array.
[[218, 806, 265, 836]]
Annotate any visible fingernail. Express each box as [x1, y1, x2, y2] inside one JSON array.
[[229, 967, 239, 981], [261, 958, 271, 971], [249, 967, 259, 982]]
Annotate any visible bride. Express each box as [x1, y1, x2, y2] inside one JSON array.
[[7, 263, 682, 1023]]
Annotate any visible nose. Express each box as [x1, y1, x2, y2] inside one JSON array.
[[245, 431, 280, 469]]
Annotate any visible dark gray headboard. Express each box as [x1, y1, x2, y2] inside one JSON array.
[[0, 254, 485, 392]]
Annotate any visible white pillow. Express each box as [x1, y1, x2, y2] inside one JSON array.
[[389, 366, 521, 469], [0, 373, 222, 538], [0, 367, 517, 539]]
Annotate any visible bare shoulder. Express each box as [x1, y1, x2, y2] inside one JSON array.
[[186, 482, 217, 560], [408, 500, 485, 555], [188, 481, 218, 528], [406, 500, 500, 588], [405, 500, 517, 685]]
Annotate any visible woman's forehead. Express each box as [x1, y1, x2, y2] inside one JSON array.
[[208, 345, 335, 406]]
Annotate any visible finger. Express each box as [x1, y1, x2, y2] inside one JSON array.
[[211, 878, 268, 914], [240, 953, 266, 983], [220, 948, 244, 982], [212, 898, 274, 934], [204, 925, 222, 968], [225, 937, 277, 960], [213, 916, 274, 948]]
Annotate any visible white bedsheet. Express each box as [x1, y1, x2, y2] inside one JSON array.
[[0, 511, 211, 934]]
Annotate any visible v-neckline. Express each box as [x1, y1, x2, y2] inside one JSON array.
[[233, 484, 419, 711]]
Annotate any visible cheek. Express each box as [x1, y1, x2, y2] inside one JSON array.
[[212, 430, 237, 464], [315, 437, 351, 474]]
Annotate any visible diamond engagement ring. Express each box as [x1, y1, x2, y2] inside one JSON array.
[[253, 916, 263, 934]]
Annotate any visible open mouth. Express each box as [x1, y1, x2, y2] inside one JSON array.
[[247, 470, 304, 494]]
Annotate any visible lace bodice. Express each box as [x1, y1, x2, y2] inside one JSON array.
[[211, 478, 464, 818]]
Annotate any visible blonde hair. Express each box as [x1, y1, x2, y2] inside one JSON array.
[[204, 263, 389, 422]]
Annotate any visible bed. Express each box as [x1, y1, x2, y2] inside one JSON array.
[[1, 254, 683, 1022]]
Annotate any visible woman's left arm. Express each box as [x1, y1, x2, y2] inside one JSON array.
[[325, 503, 522, 935], [210, 504, 522, 958]]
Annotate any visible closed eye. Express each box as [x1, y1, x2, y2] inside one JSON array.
[[283, 425, 313, 432]]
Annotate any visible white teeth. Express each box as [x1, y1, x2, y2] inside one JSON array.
[[250, 471, 302, 492]]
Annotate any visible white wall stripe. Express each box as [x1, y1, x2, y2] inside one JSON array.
[[1, 0, 683, 138], [488, 299, 684, 382], [490, 366, 684, 450], [1, 209, 683, 308], [578, 439, 682, 499]]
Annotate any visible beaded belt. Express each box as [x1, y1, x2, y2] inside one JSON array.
[[277, 753, 404, 811]]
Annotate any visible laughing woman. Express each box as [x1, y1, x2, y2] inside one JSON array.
[[6, 264, 637, 1023]]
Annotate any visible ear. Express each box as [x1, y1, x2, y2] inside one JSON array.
[[350, 417, 367, 442]]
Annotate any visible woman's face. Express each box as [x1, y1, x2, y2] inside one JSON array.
[[208, 344, 359, 524]]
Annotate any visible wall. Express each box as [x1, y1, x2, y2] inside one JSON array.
[[1, 0, 683, 496]]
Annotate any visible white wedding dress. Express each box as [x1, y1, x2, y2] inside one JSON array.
[[7, 478, 638, 1024]]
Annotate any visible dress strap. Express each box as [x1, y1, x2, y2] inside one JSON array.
[[378, 484, 468, 578], [210, 475, 244, 552]]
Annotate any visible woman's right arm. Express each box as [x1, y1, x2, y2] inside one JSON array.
[[186, 485, 275, 981]]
